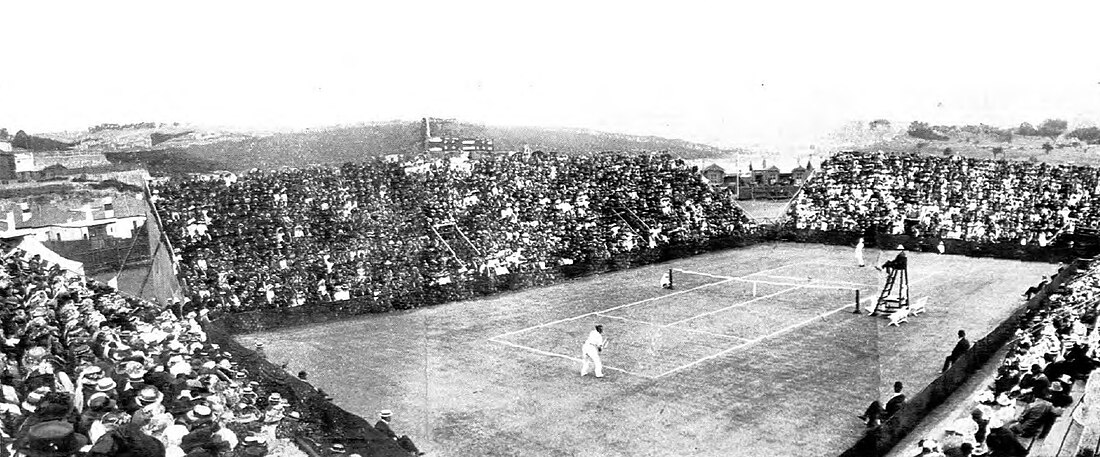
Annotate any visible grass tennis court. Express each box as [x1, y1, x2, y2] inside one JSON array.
[[240, 243, 1054, 456]]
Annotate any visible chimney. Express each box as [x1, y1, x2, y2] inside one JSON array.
[[2, 211, 14, 233], [103, 196, 115, 219]]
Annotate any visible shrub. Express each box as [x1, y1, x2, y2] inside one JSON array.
[[908, 121, 949, 141]]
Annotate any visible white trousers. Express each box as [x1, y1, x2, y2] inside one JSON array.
[[854, 247, 865, 266], [581, 344, 603, 377]]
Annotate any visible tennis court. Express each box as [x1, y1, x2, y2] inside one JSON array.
[[242, 243, 1054, 456], [491, 265, 873, 379]]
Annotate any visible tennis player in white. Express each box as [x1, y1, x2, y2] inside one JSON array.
[[581, 324, 606, 378]]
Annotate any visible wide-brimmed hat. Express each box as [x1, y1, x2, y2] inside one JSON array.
[[136, 387, 163, 406], [17, 421, 89, 457], [95, 377, 117, 392], [330, 443, 346, 454], [186, 404, 213, 422], [86, 392, 116, 412], [22, 387, 50, 413]]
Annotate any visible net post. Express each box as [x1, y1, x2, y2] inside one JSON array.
[[852, 288, 861, 314], [669, 268, 673, 289]]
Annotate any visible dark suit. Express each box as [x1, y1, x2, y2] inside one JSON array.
[[943, 337, 971, 372], [884, 253, 907, 272], [861, 393, 905, 427], [1009, 398, 1057, 439], [884, 393, 906, 418], [375, 419, 421, 455]]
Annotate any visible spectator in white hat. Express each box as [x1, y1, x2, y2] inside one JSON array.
[[375, 410, 424, 456]]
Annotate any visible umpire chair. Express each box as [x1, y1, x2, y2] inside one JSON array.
[[871, 250, 909, 316]]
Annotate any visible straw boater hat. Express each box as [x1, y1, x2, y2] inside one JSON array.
[[379, 410, 392, 419], [186, 404, 213, 423], [21, 387, 50, 413], [136, 387, 164, 406], [88, 392, 117, 412], [95, 377, 117, 392], [330, 443, 346, 454]]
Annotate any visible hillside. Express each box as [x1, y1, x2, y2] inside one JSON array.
[[864, 123, 1100, 166], [93, 121, 746, 175]]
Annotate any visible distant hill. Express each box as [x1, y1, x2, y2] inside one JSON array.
[[11, 130, 77, 151], [36, 123, 253, 152], [861, 121, 1100, 166], [92, 121, 746, 175]]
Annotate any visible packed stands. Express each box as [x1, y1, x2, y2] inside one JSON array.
[[0, 241, 342, 457], [789, 151, 1100, 245], [150, 152, 752, 314]]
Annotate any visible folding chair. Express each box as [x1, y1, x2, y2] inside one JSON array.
[[887, 308, 910, 327], [910, 297, 928, 316]]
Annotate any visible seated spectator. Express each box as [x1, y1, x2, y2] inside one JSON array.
[[375, 410, 423, 456], [1016, 364, 1049, 402], [985, 424, 1028, 457], [858, 381, 905, 427], [1006, 394, 1058, 441], [1048, 380, 1073, 408]]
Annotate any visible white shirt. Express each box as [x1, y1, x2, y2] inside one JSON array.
[[584, 330, 604, 348]]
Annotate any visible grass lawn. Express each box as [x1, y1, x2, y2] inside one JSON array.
[[241, 243, 1054, 456]]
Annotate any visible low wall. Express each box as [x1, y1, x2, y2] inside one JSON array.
[[839, 259, 1083, 457], [773, 228, 1095, 264]]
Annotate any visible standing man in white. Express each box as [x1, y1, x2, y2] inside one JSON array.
[[855, 237, 866, 267], [581, 324, 606, 378]]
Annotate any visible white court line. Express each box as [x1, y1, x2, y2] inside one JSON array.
[[493, 277, 735, 339], [656, 272, 940, 378], [667, 285, 802, 327], [672, 268, 735, 280], [744, 261, 815, 277], [595, 313, 751, 342], [488, 337, 654, 379], [730, 277, 858, 291], [753, 274, 874, 287]]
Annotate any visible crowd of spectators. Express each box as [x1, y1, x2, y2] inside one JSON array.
[[907, 266, 1100, 457], [0, 243, 311, 457], [789, 151, 1100, 245], [150, 152, 752, 313]]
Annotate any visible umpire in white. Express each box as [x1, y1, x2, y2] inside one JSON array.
[[581, 324, 606, 378]]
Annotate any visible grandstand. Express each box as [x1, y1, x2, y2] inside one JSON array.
[[7, 146, 1100, 456]]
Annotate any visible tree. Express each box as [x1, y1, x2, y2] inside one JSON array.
[[869, 119, 891, 130], [943, 147, 953, 156], [1037, 119, 1068, 141], [1068, 126, 1100, 145], [1042, 142, 1054, 154], [908, 121, 948, 141], [992, 146, 1004, 160], [1016, 122, 1039, 136], [0, 128, 7, 140], [992, 128, 1013, 143]]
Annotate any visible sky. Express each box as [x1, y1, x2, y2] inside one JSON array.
[[3, 1, 1100, 154]]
